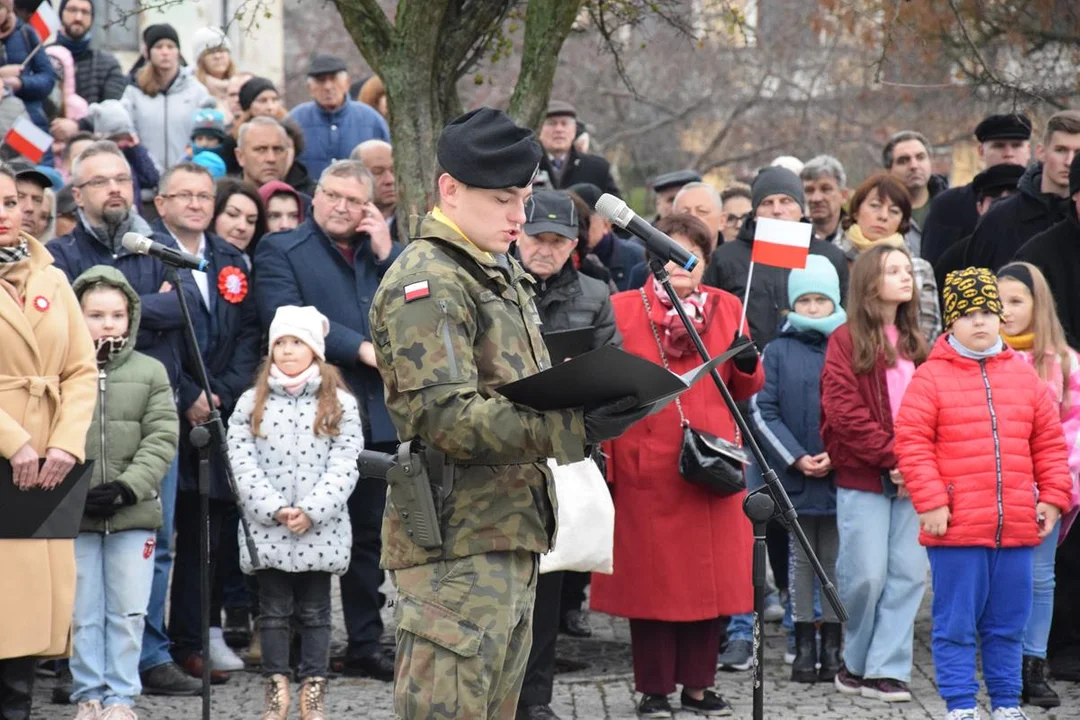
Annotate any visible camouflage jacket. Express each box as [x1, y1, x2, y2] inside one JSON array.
[[370, 214, 587, 570]]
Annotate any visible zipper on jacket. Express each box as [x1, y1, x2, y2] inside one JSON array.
[[438, 300, 459, 378], [98, 368, 110, 535], [979, 361, 1005, 547]]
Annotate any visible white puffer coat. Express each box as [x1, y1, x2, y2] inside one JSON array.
[[228, 374, 363, 575]]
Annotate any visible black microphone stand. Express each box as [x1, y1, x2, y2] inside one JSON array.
[[647, 257, 847, 720], [166, 266, 261, 719]]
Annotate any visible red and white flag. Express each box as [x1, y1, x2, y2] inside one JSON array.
[[29, 1, 61, 44], [750, 217, 813, 270], [4, 114, 53, 163]]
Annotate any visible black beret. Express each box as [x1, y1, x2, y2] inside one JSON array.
[[437, 108, 542, 190], [239, 76, 277, 112], [974, 114, 1033, 142], [972, 163, 1025, 200], [546, 100, 577, 119], [651, 169, 702, 192], [143, 24, 180, 51], [307, 54, 347, 77], [1071, 153, 1080, 197]]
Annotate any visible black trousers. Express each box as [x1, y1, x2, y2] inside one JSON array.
[[169, 491, 230, 655], [1049, 521, 1080, 660], [560, 571, 590, 616], [340, 440, 394, 658], [0, 657, 35, 720], [520, 570, 563, 707]]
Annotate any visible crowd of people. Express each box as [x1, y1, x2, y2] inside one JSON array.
[[0, 3, 1079, 720]]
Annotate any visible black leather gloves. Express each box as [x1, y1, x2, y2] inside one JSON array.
[[84, 482, 137, 519], [584, 395, 651, 443]]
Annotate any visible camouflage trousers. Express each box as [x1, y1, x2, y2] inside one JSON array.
[[391, 550, 538, 720]]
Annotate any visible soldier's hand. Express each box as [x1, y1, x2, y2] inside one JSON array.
[[584, 395, 650, 443]]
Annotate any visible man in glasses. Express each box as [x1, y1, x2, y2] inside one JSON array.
[[48, 142, 208, 698], [254, 159, 402, 681]]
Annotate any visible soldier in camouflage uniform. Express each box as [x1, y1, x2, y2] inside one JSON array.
[[369, 108, 648, 720]]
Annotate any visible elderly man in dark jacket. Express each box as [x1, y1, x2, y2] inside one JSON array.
[[254, 159, 402, 681], [536, 101, 620, 198], [513, 188, 620, 720]]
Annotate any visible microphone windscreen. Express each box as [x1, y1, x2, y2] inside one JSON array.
[[594, 193, 630, 227], [121, 232, 151, 254]]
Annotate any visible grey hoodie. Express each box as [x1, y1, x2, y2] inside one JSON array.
[[121, 66, 211, 171]]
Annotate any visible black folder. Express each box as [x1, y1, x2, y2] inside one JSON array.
[[543, 327, 595, 363], [0, 459, 94, 539], [498, 343, 740, 413]]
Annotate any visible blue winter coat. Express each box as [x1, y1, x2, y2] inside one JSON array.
[[285, 100, 390, 179], [47, 218, 193, 387], [748, 323, 836, 515], [253, 218, 402, 445], [3, 20, 56, 154]]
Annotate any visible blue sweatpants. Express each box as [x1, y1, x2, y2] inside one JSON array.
[[927, 545, 1034, 712]]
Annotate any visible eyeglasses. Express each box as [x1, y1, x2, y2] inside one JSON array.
[[318, 187, 367, 212], [162, 191, 215, 205], [725, 212, 750, 228], [76, 175, 133, 190]]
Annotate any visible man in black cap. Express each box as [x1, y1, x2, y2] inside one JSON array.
[[285, 53, 390, 179], [369, 107, 645, 718], [10, 160, 57, 239], [536, 100, 620, 197], [921, 113, 1033, 264], [568, 181, 644, 291], [651, 169, 702, 220], [933, 163, 1026, 294]]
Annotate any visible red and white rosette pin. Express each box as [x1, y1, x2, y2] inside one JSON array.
[[32, 295, 49, 312], [217, 266, 248, 304]]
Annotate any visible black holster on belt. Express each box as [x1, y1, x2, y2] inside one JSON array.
[[386, 440, 451, 549]]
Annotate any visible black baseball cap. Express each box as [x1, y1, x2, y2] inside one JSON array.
[[524, 190, 578, 240], [8, 159, 56, 189]]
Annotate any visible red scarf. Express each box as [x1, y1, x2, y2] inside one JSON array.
[[648, 278, 711, 359]]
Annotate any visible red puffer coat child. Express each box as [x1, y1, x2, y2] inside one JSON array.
[[895, 335, 1074, 548]]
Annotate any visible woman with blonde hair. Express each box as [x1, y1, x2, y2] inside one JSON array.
[[191, 27, 236, 121]]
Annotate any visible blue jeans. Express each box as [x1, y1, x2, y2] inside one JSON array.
[[1023, 522, 1060, 658], [139, 456, 177, 672], [836, 488, 927, 681], [71, 530, 156, 706], [928, 545, 1034, 712]]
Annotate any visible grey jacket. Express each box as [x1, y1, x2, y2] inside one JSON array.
[[121, 67, 211, 171]]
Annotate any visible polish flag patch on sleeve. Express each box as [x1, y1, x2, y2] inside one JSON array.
[[404, 280, 431, 302]]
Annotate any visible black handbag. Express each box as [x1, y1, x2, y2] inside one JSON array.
[[640, 289, 748, 496]]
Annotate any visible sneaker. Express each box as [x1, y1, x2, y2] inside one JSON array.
[[139, 661, 201, 696], [73, 700, 102, 720], [763, 594, 784, 623], [991, 709, 1029, 720], [833, 664, 863, 696], [945, 710, 979, 720], [209, 627, 246, 671], [680, 689, 733, 716], [99, 705, 138, 720], [717, 638, 752, 672], [861, 677, 912, 702], [637, 694, 673, 718], [784, 632, 796, 665]]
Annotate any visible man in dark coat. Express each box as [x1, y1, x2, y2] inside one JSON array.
[[882, 130, 947, 257], [921, 113, 1032, 265], [966, 109, 1080, 271], [651, 169, 701, 220], [536, 101, 620, 198], [569, 182, 644, 292], [254, 159, 402, 681], [152, 162, 261, 683], [1015, 152, 1080, 683], [704, 167, 848, 348]]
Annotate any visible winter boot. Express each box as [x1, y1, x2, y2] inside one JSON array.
[[1021, 655, 1060, 708], [818, 622, 843, 682], [299, 676, 328, 720], [260, 674, 290, 720], [790, 622, 818, 683], [0, 657, 36, 720]]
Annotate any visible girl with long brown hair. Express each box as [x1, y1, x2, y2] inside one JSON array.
[[820, 245, 929, 704], [227, 305, 363, 720], [998, 261, 1080, 708]]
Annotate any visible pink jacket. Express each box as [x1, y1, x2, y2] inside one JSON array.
[[45, 46, 89, 121], [1014, 347, 1080, 543]]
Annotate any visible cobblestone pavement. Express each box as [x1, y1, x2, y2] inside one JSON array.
[[33, 577, 1080, 719]]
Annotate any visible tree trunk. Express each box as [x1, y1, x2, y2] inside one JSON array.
[[509, 0, 586, 130]]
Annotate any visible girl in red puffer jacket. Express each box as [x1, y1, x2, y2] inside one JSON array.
[[896, 267, 1074, 720]]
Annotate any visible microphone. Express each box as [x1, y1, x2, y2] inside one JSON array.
[[594, 193, 699, 272], [121, 232, 208, 271]]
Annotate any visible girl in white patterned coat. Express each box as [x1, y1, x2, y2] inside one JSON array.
[[227, 305, 363, 720]]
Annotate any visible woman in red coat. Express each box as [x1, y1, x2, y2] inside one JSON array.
[[591, 214, 764, 718]]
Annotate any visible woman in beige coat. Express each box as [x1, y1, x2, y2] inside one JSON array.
[[0, 162, 97, 719]]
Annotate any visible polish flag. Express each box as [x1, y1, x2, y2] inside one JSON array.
[[750, 217, 813, 270], [29, 1, 61, 44], [4, 114, 53, 163]]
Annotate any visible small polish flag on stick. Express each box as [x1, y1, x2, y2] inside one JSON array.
[[4, 114, 53, 163], [738, 218, 814, 333], [29, 1, 61, 44]]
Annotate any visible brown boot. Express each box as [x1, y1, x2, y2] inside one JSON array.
[[298, 676, 328, 720], [260, 674, 290, 720]]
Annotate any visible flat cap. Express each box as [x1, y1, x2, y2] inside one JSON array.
[[972, 163, 1025, 199], [651, 169, 702, 192], [545, 100, 577, 119], [307, 54, 347, 77], [974, 113, 1033, 142], [437, 108, 542, 190]]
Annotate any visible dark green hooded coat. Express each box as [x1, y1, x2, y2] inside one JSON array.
[[73, 265, 179, 533]]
